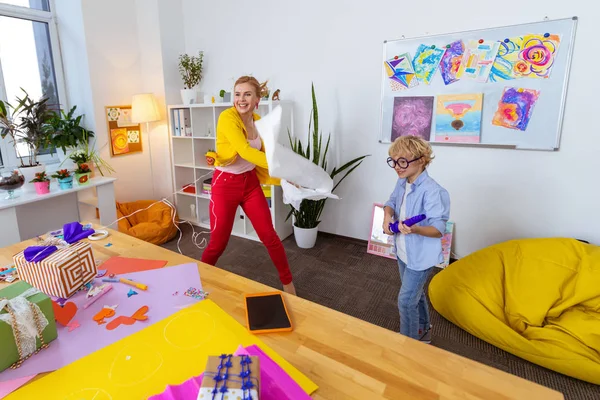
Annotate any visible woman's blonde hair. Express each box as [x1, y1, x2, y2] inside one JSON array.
[[234, 76, 266, 98], [388, 135, 434, 167]]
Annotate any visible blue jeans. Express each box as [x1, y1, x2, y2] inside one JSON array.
[[397, 259, 432, 339]]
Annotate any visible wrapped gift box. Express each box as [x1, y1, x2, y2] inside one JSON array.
[[198, 355, 260, 399], [14, 241, 96, 298], [0, 281, 57, 372]]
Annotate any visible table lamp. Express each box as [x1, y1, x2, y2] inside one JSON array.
[[132, 93, 161, 198]]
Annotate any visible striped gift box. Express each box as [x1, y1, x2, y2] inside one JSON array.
[[13, 242, 97, 298]]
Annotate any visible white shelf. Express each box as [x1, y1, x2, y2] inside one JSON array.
[[172, 136, 193, 139], [195, 165, 215, 171], [193, 137, 215, 140], [78, 196, 98, 208], [198, 193, 211, 200], [177, 191, 196, 198], [174, 163, 196, 169], [168, 100, 287, 109]]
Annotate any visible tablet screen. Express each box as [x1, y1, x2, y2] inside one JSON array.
[[245, 294, 291, 331]]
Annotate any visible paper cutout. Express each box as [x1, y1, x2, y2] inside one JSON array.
[[492, 87, 540, 131], [51, 300, 78, 327], [106, 306, 149, 331], [6, 300, 318, 399], [0, 263, 202, 383], [391, 96, 434, 142], [384, 53, 418, 91], [96, 269, 107, 278], [490, 34, 560, 81], [456, 39, 500, 82], [101, 256, 167, 275], [67, 320, 80, 332], [412, 44, 445, 84], [435, 93, 483, 143], [94, 305, 117, 325], [127, 289, 138, 298], [104, 243, 113, 248], [439, 40, 464, 85]]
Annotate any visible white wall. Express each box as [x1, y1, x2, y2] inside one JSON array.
[[181, 0, 600, 256], [56, 0, 174, 202]]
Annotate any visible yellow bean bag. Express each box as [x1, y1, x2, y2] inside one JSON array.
[[116, 200, 178, 245], [429, 238, 600, 384]]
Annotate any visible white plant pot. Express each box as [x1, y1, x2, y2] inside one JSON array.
[[19, 164, 46, 192], [180, 89, 197, 105], [293, 225, 319, 249]]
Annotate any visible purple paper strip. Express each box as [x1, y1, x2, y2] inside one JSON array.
[[0, 263, 202, 382]]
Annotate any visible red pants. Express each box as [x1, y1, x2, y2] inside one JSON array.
[[201, 169, 293, 285]]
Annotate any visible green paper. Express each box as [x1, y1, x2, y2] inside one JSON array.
[[0, 281, 57, 372]]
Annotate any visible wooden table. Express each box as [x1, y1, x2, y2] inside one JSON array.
[[0, 229, 564, 399]]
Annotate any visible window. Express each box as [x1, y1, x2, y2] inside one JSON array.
[[0, 0, 66, 168]]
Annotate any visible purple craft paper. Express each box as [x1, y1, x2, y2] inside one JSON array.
[[148, 344, 310, 400], [63, 222, 94, 244], [23, 246, 57, 262], [0, 263, 202, 383]]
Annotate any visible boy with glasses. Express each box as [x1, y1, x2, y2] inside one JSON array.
[[383, 135, 450, 343]]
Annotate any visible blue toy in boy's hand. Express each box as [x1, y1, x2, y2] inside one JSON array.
[[389, 214, 426, 233]]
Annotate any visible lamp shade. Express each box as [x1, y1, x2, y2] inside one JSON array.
[[131, 93, 161, 123]]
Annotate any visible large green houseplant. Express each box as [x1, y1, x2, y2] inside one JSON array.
[[49, 106, 114, 176], [287, 83, 369, 248]]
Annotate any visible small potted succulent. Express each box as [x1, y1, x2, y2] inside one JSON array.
[[219, 89, 231, 103], [205, 149, 217, 166], [74, 163, 92, 185], [30, 171, 51, 195], [51, 169, 73, 190]]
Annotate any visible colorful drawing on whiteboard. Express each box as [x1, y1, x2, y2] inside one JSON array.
[[384, 53, 419, 91], [456, 39, 500, 82], [367, 204, 396, 260], [435, 93, 483, 143], [492, 87, 540, 131], [412, 44, 445, 85], [490, 34, 560, 81], [439, 40, 465, 85], [391, 96, 434, 142]]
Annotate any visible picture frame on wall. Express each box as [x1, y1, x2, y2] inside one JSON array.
[[105, 105, 143, 156]]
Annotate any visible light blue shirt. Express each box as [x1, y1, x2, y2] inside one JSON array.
[[384, 170, 450, 271]]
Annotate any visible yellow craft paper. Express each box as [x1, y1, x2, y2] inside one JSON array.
[[7, 300, 318, 399]]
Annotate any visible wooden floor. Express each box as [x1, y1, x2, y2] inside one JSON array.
[[162, 225, 600, 400]]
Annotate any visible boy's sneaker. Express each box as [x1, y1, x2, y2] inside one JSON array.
[[418, 324, 433, 344]]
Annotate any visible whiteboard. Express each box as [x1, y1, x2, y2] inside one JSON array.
[[379, 17, 577, 150]]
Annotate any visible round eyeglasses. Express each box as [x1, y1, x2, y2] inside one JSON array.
[[387, 156, 422, 169]]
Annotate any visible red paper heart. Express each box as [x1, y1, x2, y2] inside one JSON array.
[[52, 300, 78, 327]]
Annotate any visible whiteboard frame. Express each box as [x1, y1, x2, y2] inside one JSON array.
[[378, 16, 578, 151]]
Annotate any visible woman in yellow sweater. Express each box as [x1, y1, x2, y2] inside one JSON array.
[[201, 76, 296, 295]]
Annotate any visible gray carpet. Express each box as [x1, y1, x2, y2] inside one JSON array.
[[162, 225, 600, 400]]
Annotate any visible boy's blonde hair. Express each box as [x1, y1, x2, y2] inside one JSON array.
[[388, 135, 434, 168]]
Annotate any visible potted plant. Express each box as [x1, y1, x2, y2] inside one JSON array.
[[260, 81, 270, 100], [30, 171, 51, 195], [48, 105, 95, 162], [219, 89, 231, 103], [178, 51, 204, 104], [51, 169, 73, 190], [0, 90, 55, 188], [66, 137, 115, 177], [205, 149, 217, 166], [287, 83, 369, 249], [74, 163, 92, 185]]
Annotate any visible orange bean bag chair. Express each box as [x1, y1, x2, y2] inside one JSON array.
[[116, 200, 178, 245]]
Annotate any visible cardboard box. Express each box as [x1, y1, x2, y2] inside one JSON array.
[[199, 355, 260, 399], [14, 241, 96, 298], [0, 281, 58, 372]]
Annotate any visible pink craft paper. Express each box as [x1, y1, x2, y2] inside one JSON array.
[[0, 263, 202, 383], [0, 375, 36, 399], [148, 344, 311, 400]]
